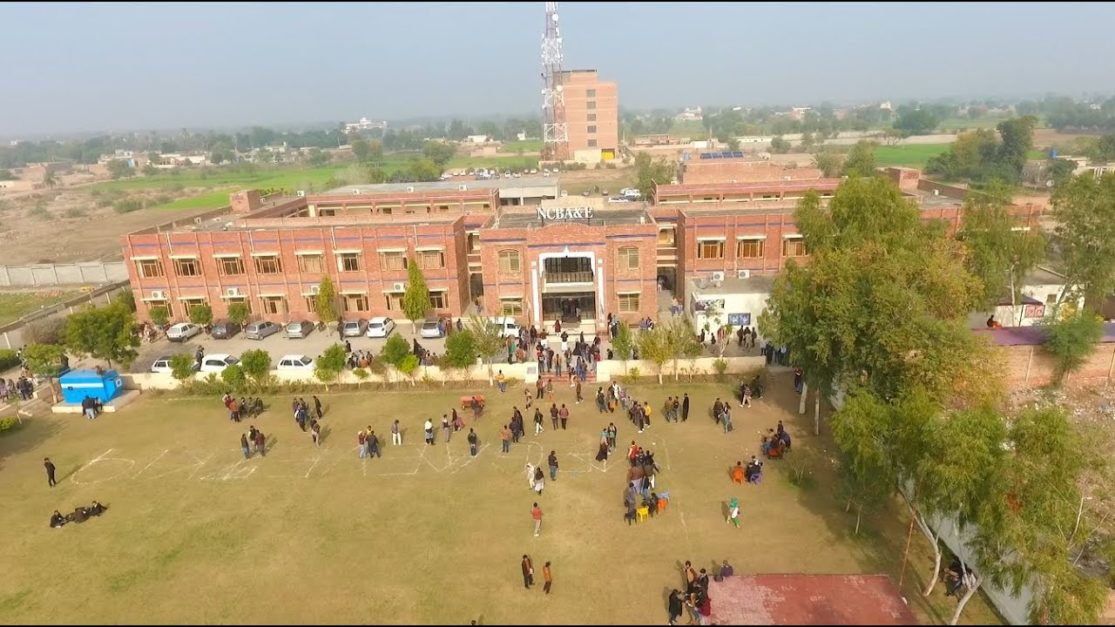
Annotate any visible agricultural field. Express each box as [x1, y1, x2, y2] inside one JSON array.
[[0, 290, 81, 326], [873, 144, 952, 168], [0, 374, 1000, 624]]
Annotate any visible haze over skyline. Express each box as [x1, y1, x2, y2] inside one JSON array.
[[3, 1, 1115, 136]]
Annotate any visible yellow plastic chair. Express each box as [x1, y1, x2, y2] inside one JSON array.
[[636, 505, 650, 523]]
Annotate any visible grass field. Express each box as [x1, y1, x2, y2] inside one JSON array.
[[0, 373, 1000, 624], [0, 290, 81, 326], [874, 144, 951, 168], [937, 116, 1011, 131], [498, 140, 544, 153]]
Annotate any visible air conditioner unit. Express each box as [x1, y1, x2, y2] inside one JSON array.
[[309, 285, 320, 295], [406, 186, 415, 193], [225, 287, 242, 297], [352, 189, 361, 195], [737, 269, 751, 279], [392, 282, 406, 292], [458, 184, 468, 191], [296, 190, 306, 197], [709, 271, 725, 282], [150, 290, 165, 300]]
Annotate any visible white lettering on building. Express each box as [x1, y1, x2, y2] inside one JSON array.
[[536, 206, 595, 221]]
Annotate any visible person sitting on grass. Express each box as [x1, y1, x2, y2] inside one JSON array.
[[88, 501, 107, 516], [50, 510, 66, 528], [726, 497, 741, 528], [644, 492, 659, 518], [746, 457, 764, 483], [731, 461, 746, 485]]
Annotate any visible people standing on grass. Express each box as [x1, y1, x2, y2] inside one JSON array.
[[548, 451, 559, 481], [682, 393, 690, 422], [558, 404, 570, 430], [357, 430, 367, 458], [44, 457, 57, 487], [542, 562, 553, 594], [442, 414, 451, 443], [521, 555, 535, 588], [549, 403, 559, 430], [668, 589, 684, 625], [534, 408, 544, 435], [607, 423, 618, 452], [531, 502, 543, 536], [313, 395, 323, 420], [424, 418, 435, 445], [496, 370, 507, 393], [545, 379, 554, 403], [392, 419, 402, 446], [524, 387, 533, 410], [241, 433, 251, 459], [310, 419, 321, 447], [468, 428, 479, 456], [452, 409, 464, 432], [367, 430, 381, 458], [501, 425, 512, 453]]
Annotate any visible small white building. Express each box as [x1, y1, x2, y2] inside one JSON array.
[[968, 266, 1082, 329], [686, 274, 773, 337]]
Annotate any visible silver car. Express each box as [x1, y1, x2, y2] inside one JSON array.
[[341, 319, 367, 337], [285, 320, 314, 339], [244, 321, 280, 340]]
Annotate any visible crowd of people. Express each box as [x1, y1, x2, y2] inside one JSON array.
[[1, 376, 35, 402], [220, 393, 266, 423], [49, 501, 107, 528]]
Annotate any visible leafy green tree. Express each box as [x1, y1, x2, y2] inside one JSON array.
[[402, 259, 431, 332], [840, 140, 877, 178], [141, 163, 158, 176], [21, 343, 66, 379], [444, 330, 478, 369], [221, 364, 246, 390], [364, 164, 387, 184], [169, 353, 197, 382], [957, 185, 1046, 311], [422, 141, 457, 168], [397, 353, 420, 386], [314, 343, 347, 388], [351, 137, 372, 162], [466, 315, 505, 385], [352, 367, 369, 388], [666, 315, 704, 381], [814, 150, 844, 177], [239, 349, 272, 386], [149, 305, 170, 327], [315, 277, 338, 323], [106, 159, 133, 179], [227, 302, 250, 326], [633, 152, 676, 200], [407, 158, 442, 182], [769, 136, 791, 154], [116, 289, 136, 313], [995, 115, 1038, 177], [65, 303, 141, 368], [611, 322, 634, 373], [636, 325, 672, 384], [893, 107, 940, 136], [1051, 172, 1115, 312], [1041, 311, 1104, 385], [188, 303, 213, 327], [380, 333, 411, 369]]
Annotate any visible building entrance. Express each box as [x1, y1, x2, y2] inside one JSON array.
[[541, 293, 596, 324]]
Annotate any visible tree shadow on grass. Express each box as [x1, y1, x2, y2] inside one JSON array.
[[0, 414, 65, 475]]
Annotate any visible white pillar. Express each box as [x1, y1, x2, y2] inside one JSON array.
[[596, 258, 605, 327], [531, 261, 541, 326]]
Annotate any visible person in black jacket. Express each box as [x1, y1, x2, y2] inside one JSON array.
[[668, 589, 684, 625], [681, 393, 690, 422]]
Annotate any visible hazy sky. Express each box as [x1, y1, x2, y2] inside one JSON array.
[[3, 2, 1115, 136]]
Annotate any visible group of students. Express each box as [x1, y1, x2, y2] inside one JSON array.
[[760, 420, 792, 459], [1, 376, 35, 402], [221, 393, 265, 423], [238, 425, 268, 458], [730, 456, 764, 485], [669, 561, 717, 625], [622, 442, 664, 523], [49, 501, 107, 528]]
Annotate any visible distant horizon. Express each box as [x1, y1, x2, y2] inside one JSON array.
[[3, 2, 1114, 137]]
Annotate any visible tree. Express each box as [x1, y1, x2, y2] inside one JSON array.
[[957, 185, 1046, 312], [1041, 311, 1104, 385], [106, 159, 133, 179], [169, 353, 197, 382], [1051, 172, 1115, 312], [666, 315, 704, 380], [315, 277, 338, 323], [407, 158, 442, 182], [397, 353, 420, 386], [422, 141, 457, 168], [466, 315, 504, 385], [444, 330, 478, 374], [22, 343, 66, 382], [402, 259, 431, 332], [840, 140, 877, 178], [758, 177, 991, 435], [148, 305, 169, 327], [188, 303, 213, 327], [64, 303, 140, 368], [995, 115, 1038, 178], [351, 137, 372, 162], [42, 168, 57, 188], [380, 333, 410, 368], [814, 150, 844, 177], [141, 163, 158, 176], [611, 322, 634, 373], [633, 152, 676, 200], [314, 343, 347, 389], [893, 107, 940, 136], [769, 136, 791, 154], [221, 364, 246, 391], [239, 349, 272, 387], [636, 325, 671, 384], [227, 302, 250, 326]]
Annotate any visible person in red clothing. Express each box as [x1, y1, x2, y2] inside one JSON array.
[[531, 502, 543, 537]]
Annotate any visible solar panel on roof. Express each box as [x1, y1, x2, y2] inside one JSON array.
[[732, 151, 744, 158], [699, 153, 711, 159]]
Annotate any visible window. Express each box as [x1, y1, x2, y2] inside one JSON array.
[[618, 246, 639, 270], [147, 300, 171, 318], [297, 254, 324, 273], [217, 256, 245, 276], [135, 259, 164, 278], [467, 232, 481, 253], [618, 292, 640, 313], [254, 255, 282, 274], [260, 296, 287, 315], [697, 240, 725, 260], [588, 139, 598, 148], [380, 251, 407, 271], [338, 252, 361, 272], [418, 250, 445, 270], [343, 294, 369, 312], [783, 236, 807, 257], [498, 249, 521, 274], [586, 88, 596, 97], [181, 298, 206, 315], [225, 296, 252, 314], [657, 228, 676, 246], [501, 298, 524, 316], [428, 291, 447, 309], [737, 238, 765, 259], [587, 113, 597, 122], [173, 258, 200, 277], [587, 125, 597, 134], [385, 292, 403, 311], [587, 101, 597, 110], [305, 296, 318, 313]]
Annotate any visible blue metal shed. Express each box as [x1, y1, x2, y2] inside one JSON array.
[[59, 369, 123, 404]]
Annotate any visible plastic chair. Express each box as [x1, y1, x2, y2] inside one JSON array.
[[636, 506, 650, 523], [731, 467, 745, 485], [657, 491, 670, 503], [656, 498, 668, 514]]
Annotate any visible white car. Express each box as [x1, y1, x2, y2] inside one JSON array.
[[276, 354, 314, 371], [199, 353, 239, 373], [166, 322, 203, 342], [489, 316, 521, 339], [419, 317, 445, 339], [150, 355, 198, 374], [366, 316, 396, 338]]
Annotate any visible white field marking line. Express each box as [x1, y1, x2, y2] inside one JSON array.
[[303, 455, 322, 478], [659, 437, 672, 471], [449, 443, 490, 474], [134, 449, 170, 477], [70, 448, 136, 485]]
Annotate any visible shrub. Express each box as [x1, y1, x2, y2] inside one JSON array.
[[116, 290, 136, 313], [221, 364, 246, 391], [113, 199, 144, 214], [227, 303, 250, 326], [188, 303, 213, 327], [713, 358, 728, 381], [64, 208, 87, 219], [0, 350, 20, 370], [23, 317, 67, 344], [149, 306, 170, 327], [0, 417, 21, 434], [625, 366, 641, 385]]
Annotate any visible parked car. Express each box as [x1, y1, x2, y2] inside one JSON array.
[[366, 316, 396, 338], [210, 320, 241, 339], [166, 322, 203, 343], [285, 320, 314, 339], [489, 316, 521, 339], [419, 316, 445, 339], [199, 353, 239, 373], [244, 321, 280, 340], [150, 355, 197, 374], [341, 319, 367, 337], [276, 354, 314, 371]]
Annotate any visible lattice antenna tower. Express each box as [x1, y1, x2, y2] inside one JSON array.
[[541, 1, 569, 161]]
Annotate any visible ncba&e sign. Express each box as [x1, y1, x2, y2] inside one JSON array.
[[537, 206, 594, 221]]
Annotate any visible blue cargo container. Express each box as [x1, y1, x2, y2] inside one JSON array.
[[59, 369, 123, 404]]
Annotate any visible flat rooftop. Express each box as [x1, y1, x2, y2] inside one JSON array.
[[328, 177, 557, 196], [494, 208, 652, 228], [689, 274, 777, 294]]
